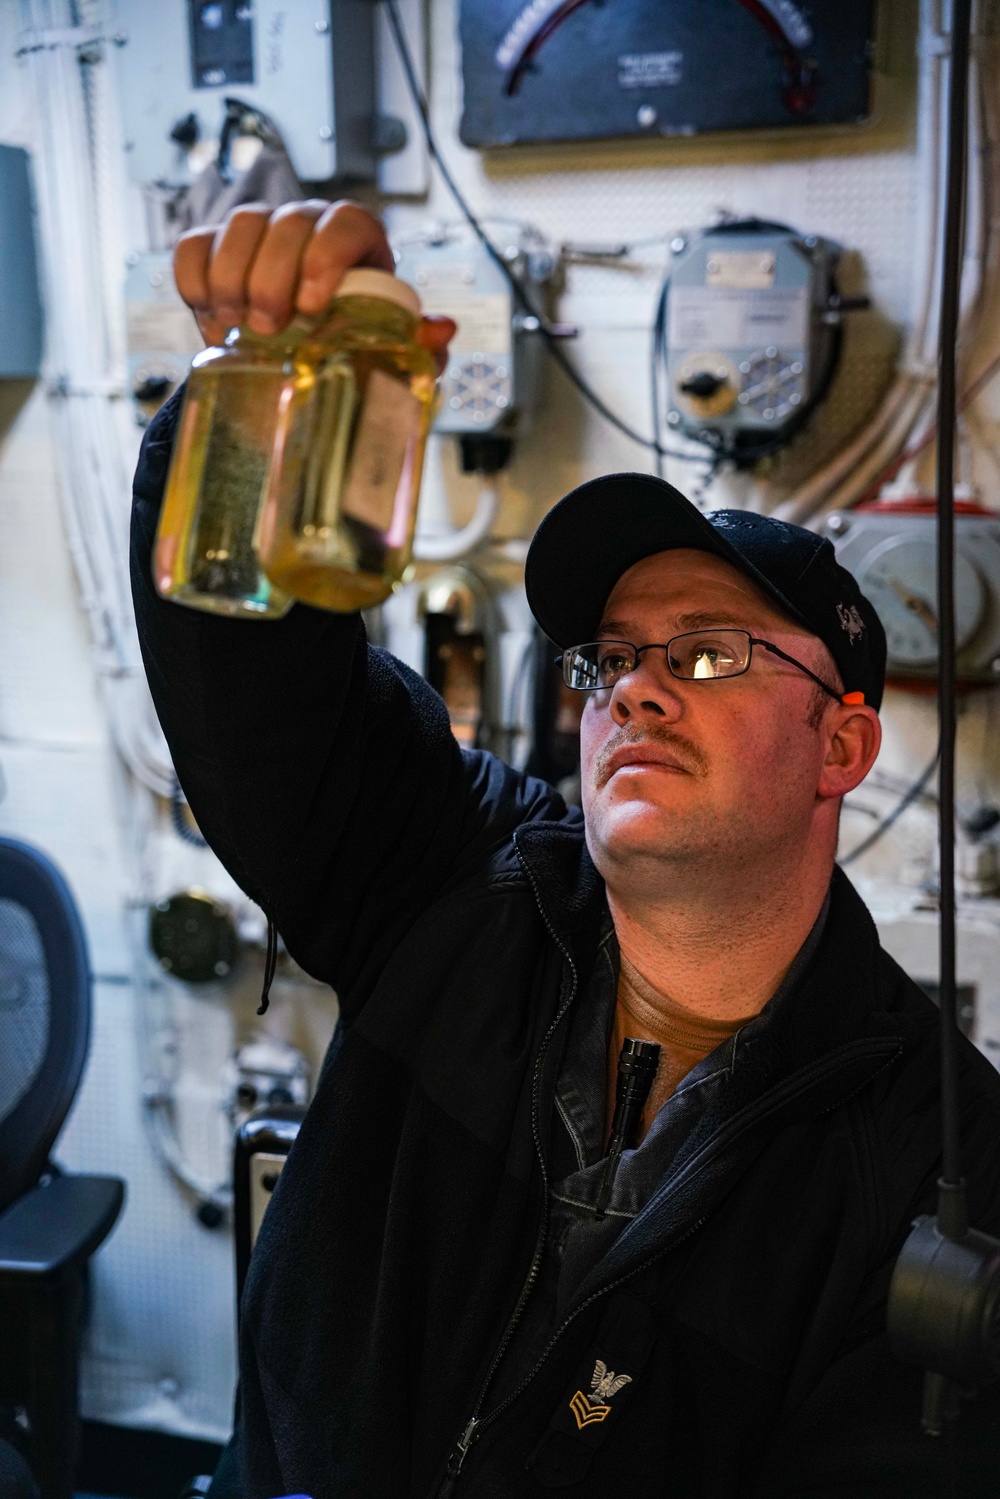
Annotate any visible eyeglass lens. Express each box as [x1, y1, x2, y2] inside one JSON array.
[[563, 630, 752, 689]]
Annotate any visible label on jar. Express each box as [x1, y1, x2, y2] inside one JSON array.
[[342, 367, 423, 534]]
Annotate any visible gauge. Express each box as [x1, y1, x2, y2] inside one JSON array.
[[149, 889, 239, 984], [857, 537, 986, 670]]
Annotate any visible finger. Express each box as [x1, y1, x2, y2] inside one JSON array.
[[205, 203, 272, 329], [173, 227, 216, 322], [192, 305, 227, 349], [244, 200, 330, 334], [295, 201, 394, 317], [417, 315, 458, 376]]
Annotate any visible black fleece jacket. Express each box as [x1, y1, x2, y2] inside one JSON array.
[[132, 389, 1000, 1498]]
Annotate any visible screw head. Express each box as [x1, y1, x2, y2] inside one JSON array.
[[826, 513, 850, 535], [670, 236, 686, 254], [637, 104, 657, 128], [319, 125, 333, 141]]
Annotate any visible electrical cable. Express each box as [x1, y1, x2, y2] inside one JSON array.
[[935, 0, 970, 1201], [853, 348, 1000, 506], [884, 0, 1000, 1438], [650, 276, 670, 478], [382, 0, 704, 468], [170, 777, 210, 848], [839, 748, 940, 867]]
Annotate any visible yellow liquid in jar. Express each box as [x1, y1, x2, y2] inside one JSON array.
[[156, 353, 293, 619], [258, 325, 437, 613]]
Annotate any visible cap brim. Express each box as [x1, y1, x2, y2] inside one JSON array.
[[524, 472, 813, 646]]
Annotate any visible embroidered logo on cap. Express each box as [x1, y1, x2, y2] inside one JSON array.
[[569, 1359, 633, 1429], [836, 602, 866, 643]]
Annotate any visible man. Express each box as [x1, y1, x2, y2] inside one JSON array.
[[133, 202, 1000, 1496]]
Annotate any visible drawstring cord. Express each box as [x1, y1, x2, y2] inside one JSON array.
[[257, 916, 278, 1015]]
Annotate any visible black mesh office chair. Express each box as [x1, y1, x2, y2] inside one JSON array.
[[0, 836, 125, 1499]]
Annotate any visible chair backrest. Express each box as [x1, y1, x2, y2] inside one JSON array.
[[0, 837, 90, 1213], [233, 1105, 304, 1312]]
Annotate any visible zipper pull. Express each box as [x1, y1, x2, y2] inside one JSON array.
[[438, 1418, 480, 1498]]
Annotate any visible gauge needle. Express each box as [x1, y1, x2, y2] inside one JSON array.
[[889, 578, 938, 635]]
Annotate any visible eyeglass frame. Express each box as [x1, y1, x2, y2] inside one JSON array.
[[558, 629, 864, 705]]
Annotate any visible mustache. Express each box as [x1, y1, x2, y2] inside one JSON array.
[[595, 725, 709, 786]]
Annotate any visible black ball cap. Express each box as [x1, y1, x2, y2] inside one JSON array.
[[524, 473, 887, 712]]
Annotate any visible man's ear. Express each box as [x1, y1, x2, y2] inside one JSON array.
[[817, 705, 882, 801]]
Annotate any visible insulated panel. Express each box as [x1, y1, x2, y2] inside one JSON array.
[[0, 146, 43, 378]]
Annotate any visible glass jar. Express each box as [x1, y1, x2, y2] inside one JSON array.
[[255, 269, 438, 613], [153, 326, 301, 619]]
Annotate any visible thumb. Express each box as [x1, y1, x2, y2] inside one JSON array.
[[417, 315, 458, 374]]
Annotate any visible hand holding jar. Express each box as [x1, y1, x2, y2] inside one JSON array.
[[154, 201, 456, 619]]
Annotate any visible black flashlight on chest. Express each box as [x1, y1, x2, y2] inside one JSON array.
[[595, 1037, 661, 1219]]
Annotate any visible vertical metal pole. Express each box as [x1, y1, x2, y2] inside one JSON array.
[[937, 0, 971, 1218]]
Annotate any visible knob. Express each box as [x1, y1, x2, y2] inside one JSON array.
[[679, 371, 727, 399]]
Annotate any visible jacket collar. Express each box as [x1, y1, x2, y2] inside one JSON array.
[[513, 819, 908, 1076]]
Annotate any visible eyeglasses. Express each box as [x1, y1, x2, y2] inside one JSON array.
[[560, 629, 855, 702]]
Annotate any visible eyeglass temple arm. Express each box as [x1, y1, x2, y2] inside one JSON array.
[[753, 639, 859, 704]]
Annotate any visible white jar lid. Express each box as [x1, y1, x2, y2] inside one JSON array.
[[335, 267, 421, 317]]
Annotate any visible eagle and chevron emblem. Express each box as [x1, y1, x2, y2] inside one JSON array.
[[568, 1358, 633, 1430]]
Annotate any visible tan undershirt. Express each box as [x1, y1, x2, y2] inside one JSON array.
[[606, 955, 758, 1145]]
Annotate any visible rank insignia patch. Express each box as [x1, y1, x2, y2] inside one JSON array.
[[569, 1359, 633, 1429]]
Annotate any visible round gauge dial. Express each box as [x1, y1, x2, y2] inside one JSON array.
[[858, 538, 985, 670], [149, 889, 239, 984]]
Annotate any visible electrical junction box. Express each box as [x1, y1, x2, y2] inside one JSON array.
[[393, 230, 548, 440], [825, 505, 1000, 684], [0, 146, 44, 378], [665, 224, 840, 454], [459, 0, 875, 148], [112, 0, 376, 186]]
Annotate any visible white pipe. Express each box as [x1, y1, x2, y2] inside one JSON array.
[[413, 478, 501, 562], [19, 0, 174, 792], [783, 0, 995, 524]]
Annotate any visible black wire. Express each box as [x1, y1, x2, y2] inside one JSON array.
[[650, 275, 670, 478], [382, 0, 703, 467], [937, 0, 972, 1199], [839, 748, 941, 868]]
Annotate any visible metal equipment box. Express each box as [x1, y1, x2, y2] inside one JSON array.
[[113, 0, 376, 185]]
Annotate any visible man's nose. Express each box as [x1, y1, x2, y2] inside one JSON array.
[[608, 655, 685, 726]]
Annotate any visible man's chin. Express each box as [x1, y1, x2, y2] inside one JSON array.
[[585, 794, 695, 862]]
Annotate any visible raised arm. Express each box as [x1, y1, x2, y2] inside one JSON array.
[[131, 203, 564, 1013]]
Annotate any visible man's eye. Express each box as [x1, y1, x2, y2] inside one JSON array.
[[672, 638, 741, 678], [692, 647, 723, 677], [598, 650, 632, 676]]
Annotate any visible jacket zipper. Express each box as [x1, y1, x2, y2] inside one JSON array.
[[437, 836, 580, 1494], [436, 1023, 899, 1494], [438, 841, 902, 1494]]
